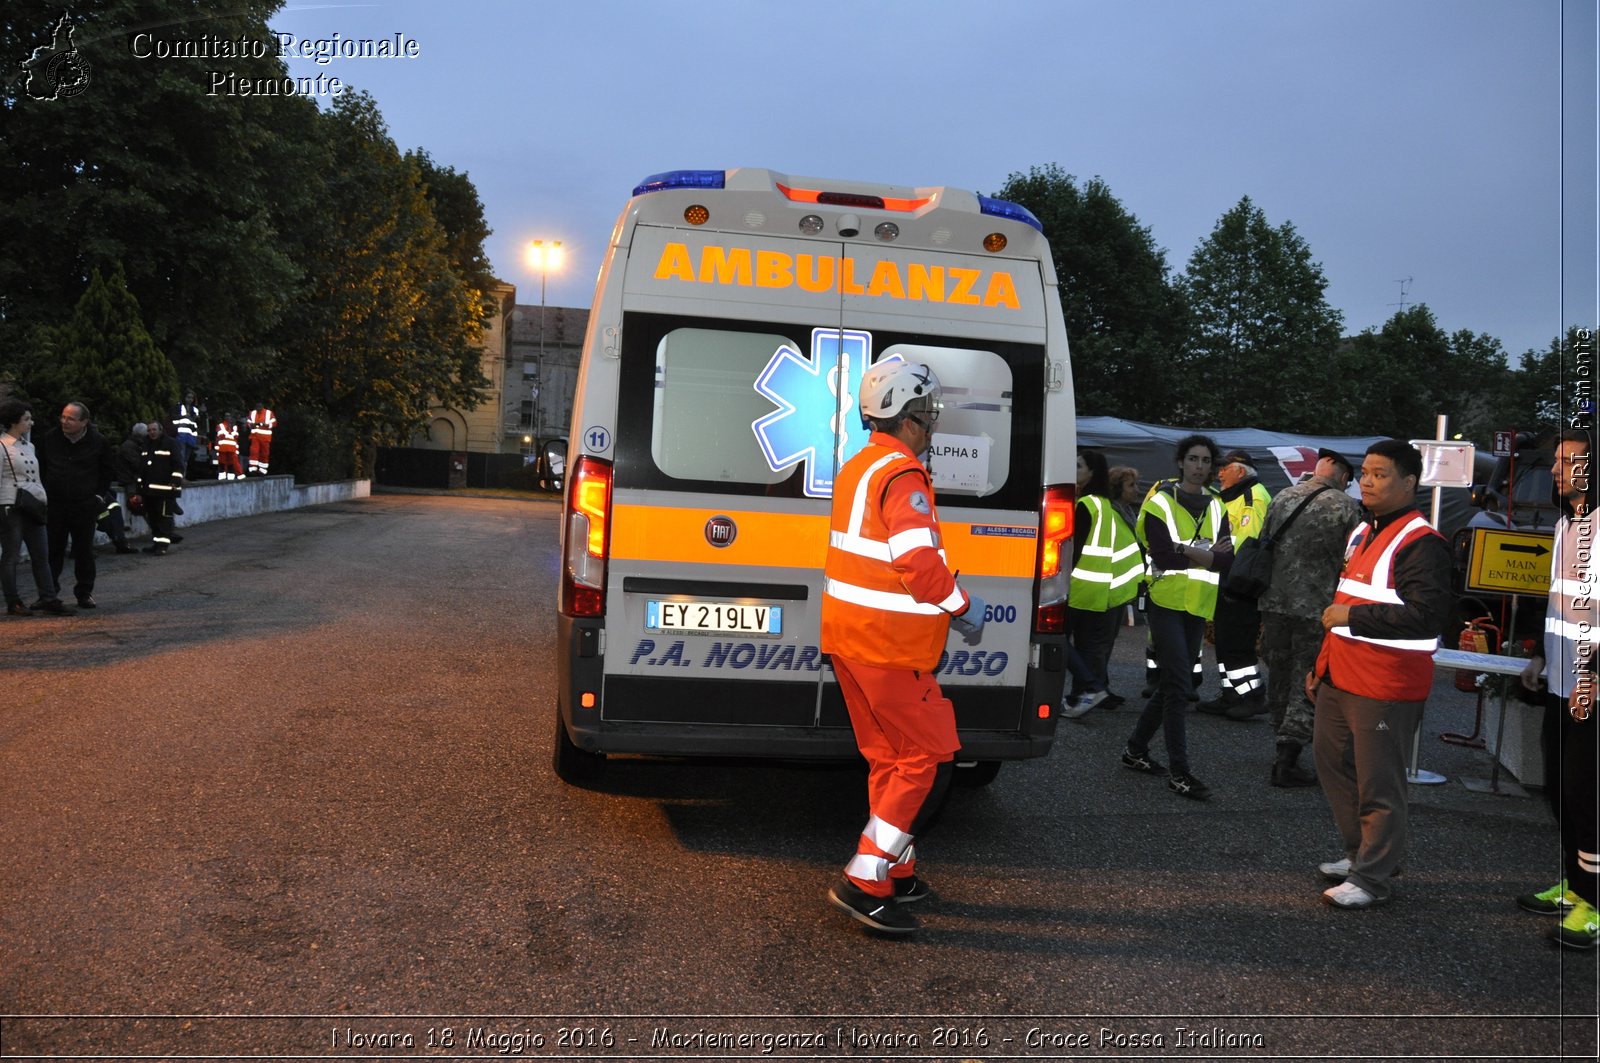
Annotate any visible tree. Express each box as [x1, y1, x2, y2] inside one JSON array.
[[994, 165, 1185, 420], [45, 265, 179, 433], [0, 0, 305, 402], [274, 92, 489, 476], [410, 149, 501, 321], [1178, 197, 1344, 429]]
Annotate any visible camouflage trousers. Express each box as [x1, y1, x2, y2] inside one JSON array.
[[1259, 611, 1327, 748]]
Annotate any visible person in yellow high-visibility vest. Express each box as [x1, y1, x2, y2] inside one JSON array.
[[1063, 449, 1142, 717], [1198, 449, 1273, 719], [1123, 435, 1233, 801]]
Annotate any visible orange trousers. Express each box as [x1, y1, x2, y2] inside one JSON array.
[[833, 656, 960, 897]]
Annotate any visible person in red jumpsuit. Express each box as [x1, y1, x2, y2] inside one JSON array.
[[214, 417, 243, 480], [821, 360, 986, 936], [246, 407, 275, 475]]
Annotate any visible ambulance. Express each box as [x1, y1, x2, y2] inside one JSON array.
[[553, 168, 1076, 785]]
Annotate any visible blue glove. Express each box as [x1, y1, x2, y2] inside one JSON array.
[[950, 591, 986, 642]]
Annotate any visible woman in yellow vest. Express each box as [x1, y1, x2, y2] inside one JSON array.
[[1063, 449, 1142, 717], [1123, 434, 1233, 800]]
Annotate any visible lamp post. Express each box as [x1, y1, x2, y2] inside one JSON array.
[[526, 240, 564, 447]]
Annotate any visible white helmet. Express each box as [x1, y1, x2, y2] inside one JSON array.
[[858, 361, 942, 428]]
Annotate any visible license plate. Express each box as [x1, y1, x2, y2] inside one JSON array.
[[646, 600, 782, 636]]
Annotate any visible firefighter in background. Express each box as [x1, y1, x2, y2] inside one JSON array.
[[214, 415, 243, 480], [170, 391, 201, 476], [139, 421, 185, 555], [1199, 450, 1273, 719], [820, 360, 985, 936], [246, 406, 276, 475]]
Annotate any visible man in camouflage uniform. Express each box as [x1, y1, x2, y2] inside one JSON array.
[[1258, 449, 1362, 786]]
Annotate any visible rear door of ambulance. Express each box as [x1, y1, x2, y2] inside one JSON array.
[[597, 220, 854, 761]]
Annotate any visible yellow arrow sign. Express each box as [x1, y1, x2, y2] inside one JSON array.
[[1466, 527, 1554, 595]]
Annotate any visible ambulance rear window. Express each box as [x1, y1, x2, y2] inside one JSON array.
[[616, 312, 1043, 510], [652, 328, 794, 485]]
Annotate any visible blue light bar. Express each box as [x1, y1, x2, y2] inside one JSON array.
[[633, 170, 727, 196], [977, 195, 1044, 232]]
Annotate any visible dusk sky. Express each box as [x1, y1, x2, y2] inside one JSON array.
[[270, 0, 1597, 362]]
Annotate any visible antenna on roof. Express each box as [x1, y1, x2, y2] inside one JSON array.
[[1389, 276, 1413, 313]]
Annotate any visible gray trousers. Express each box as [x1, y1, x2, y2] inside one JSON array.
[[1312, 681, 1423, 901], [1260, 612, 1326, 747]]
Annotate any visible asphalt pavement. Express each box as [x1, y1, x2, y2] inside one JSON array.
[[0, 493, 1594, 1061]]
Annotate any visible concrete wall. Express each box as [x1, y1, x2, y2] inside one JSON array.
[[159, 475, 371, 530], [19, 476, 372, 558]]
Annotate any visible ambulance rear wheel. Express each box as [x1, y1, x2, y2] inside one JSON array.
[[953, 760, 1002, 787], [552, 709, 606, 785]]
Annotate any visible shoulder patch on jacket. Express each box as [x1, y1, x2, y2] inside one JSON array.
[[908, 490, 931, 515]]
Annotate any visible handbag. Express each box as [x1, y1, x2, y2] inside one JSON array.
[[1224, 486, 1332, 599], [1, 441, 48, 524]]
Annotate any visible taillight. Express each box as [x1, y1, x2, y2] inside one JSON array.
[[561, 456, 613, 617], [1035, 483, 1075, 633]]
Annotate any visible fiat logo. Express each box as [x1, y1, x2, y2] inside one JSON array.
[[705, 515, 737, 548]]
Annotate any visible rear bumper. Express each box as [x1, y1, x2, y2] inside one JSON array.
[[555, 615, 1064, 761]]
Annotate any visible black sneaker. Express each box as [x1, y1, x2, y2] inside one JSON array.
[[36, 598, 76, 616], [827, 879, 918, 935], [1168, 770, 1212, 801], [76, 596, 97, 609], [1100, 692, 1125, 710], [892, 876, 931, 905], [1197, 694, 1234, 716], [1121, 747, 1167, 775]]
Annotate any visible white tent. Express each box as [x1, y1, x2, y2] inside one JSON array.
[[1074, 416, 1485, 540]]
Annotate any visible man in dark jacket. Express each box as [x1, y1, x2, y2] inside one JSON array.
[[140, 422, 185, 555], [35, 401, 115, 608]]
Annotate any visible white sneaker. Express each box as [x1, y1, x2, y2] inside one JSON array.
[[1076, 690, 1109, 711], [1323, 881, 1383, 909], [1319, 857, 1352, 882], [1059, 695, 1094, 719]]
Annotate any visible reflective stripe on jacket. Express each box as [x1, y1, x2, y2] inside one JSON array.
[[821, 436, 965, 671], [1139, 487, 1224, 619], [215, 422, 240, 453], [1070, 494, 1143, 611], [1318, 512, 1441, 701], [248, 409, 276, 435], [1225, 481, 1272, 548], [172, 404, 200, 441], [1543, 511, 1597, 699]]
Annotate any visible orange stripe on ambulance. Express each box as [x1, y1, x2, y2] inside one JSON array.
[[651, 241, 1022, 308]]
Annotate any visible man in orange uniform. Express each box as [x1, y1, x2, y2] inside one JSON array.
[[214, 416, 243, 480], [821, 360, 986, 936], [246, 406, 275, 475]]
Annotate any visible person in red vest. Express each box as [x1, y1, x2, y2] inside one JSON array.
[[819, 360, 985, 936], [1309, 439, 1453, 910], [214, 416, 243, 480], [246, 407, 276, 475]]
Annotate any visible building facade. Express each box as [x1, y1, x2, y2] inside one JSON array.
[[407, 286, 588, 459]]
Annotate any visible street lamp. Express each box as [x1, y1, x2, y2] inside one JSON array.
[[525, 240, 564, 445]]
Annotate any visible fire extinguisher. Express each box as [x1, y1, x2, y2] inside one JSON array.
[[1454, 616, 1501, 692]]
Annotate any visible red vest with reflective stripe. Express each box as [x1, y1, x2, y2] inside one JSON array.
[[821, 440, 952, 671], [215, 422, 239, 453], [248, 409, 275, 435], [1317, 511, 1441, 701]]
